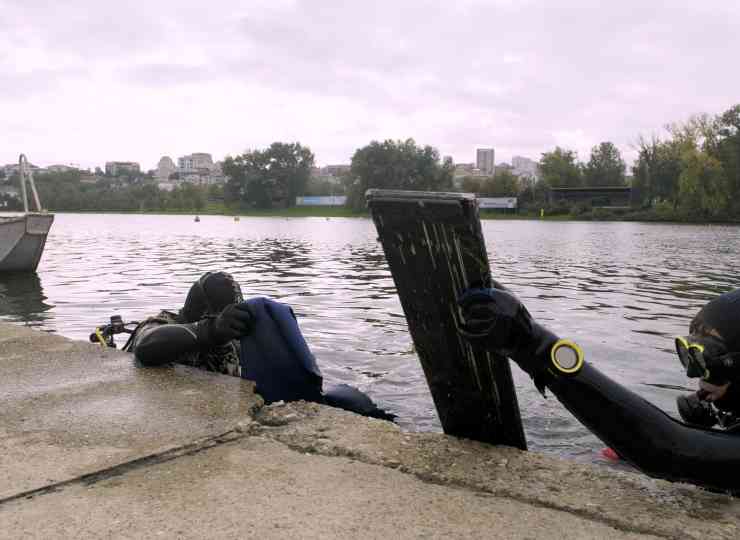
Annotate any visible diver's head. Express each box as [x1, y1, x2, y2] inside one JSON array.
[[676, 289, 740, 382], [690, 289, 740, 351], [180, 271, 243, 323]]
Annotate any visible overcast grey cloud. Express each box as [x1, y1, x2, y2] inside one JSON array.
[[1, 0, 739, 170]]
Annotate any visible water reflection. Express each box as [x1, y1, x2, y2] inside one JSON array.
[[0, 272, 54, 326], [4, 214, 740, 462]]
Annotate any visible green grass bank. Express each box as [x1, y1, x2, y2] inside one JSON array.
[[53, 203, 740, 224]]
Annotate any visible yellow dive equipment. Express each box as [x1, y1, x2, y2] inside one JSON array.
[[550, 339, 584, 374], [94, 327, 108, 348], [675, 336, 709, 379]]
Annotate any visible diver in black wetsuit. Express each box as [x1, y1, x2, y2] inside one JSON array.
[[125, 271, 252, 375], [457, 286, 740, 492], [118, 270, 393, 420]]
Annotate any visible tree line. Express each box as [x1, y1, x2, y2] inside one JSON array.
[[631, 105, 740, 218], [0, 170, 217, 212], [2, 103, 737, 219]]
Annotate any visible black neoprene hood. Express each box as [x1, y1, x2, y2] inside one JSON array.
[[180, 271, 243, 323], [690, 288, 740, 351]]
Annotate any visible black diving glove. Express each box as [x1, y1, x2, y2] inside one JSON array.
[[458, 287, 561, 390], [196, 303, 255, 347]]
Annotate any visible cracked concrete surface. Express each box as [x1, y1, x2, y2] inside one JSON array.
[[2, 323, 740, 539]]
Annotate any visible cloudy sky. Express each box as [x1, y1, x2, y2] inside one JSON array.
[[2, 0, 739, 171]]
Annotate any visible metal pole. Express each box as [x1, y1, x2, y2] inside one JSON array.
[[28, 168, 42, 211], [18, 154, 29, 213]]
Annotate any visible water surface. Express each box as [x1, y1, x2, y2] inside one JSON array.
[[2, 213, 739, 462]]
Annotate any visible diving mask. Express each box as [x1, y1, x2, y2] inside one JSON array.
[[675, 335, 739, 384]]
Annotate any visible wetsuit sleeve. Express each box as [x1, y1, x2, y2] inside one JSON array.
[[459, 287, 740, 491], [132, 320, 203, 366]]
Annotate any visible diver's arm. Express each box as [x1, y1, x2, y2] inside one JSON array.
[[133, 303, 255, 366], [538, 362, 740, 490], [132, 321, 201, 366], [459, 288, 740, 492]]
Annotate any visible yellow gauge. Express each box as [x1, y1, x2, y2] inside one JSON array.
[[550, 339, 584, 374]]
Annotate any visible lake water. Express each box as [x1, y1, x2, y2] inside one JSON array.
[[2, 213, 739, 463]]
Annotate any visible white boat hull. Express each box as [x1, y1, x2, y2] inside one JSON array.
[[0, 213, 54, 271]]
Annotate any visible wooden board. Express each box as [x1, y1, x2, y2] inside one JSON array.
[[367, 189, 526, 449]]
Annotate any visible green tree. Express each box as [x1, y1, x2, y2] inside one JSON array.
[[460, 176, 483, 193], [305, 176, 344, 196], [539, 147, 582, 187], [478, 169, 519, 197], [346, 138, 453, 211], [705, 105, 740, 214], [584, 142, 626, 186], [678, 148, 728, 216], [223, 142, 314, 209], [207, 183, 224, 201], [632, 136, 683, 208]]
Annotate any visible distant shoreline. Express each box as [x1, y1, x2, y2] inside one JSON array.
[[38, 206, 740, 225]]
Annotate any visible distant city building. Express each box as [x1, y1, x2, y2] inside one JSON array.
[[210, 161, 226, 184], [476, 148, 495, 176], [178, 153, 214, 172], [512, 156, 538, 176], [105, 161, 141, 176], [156, 156, 177, 181], [451, 162, 485, 188], [46, 164, 79, 173], [495, 162, 513, 173], [322, 164, 350, 176], [453, 163, 476, 178], [2, 162, 44, 176], [310, 164, 350, 185], [177, 153, 223, 185], [511, 156, 540, 187]]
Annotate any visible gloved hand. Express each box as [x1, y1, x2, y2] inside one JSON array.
[[458, 288, 535, 354], [458, 287, 559, 383], [197, 303, 255, 346]]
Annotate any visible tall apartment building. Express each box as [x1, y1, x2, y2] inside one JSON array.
[[476, 148, 495, 176], [105, 161, 141, 176], [156, 156, 177, 181]]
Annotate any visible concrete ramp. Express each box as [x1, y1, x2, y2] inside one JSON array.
[[0, 325, 261, 498]]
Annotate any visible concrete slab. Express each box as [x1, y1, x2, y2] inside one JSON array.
[[0, 435, 658, 540], [3, 323, 740, 539], [0, 324, 262, 498], [250, 402, 740, 540]]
